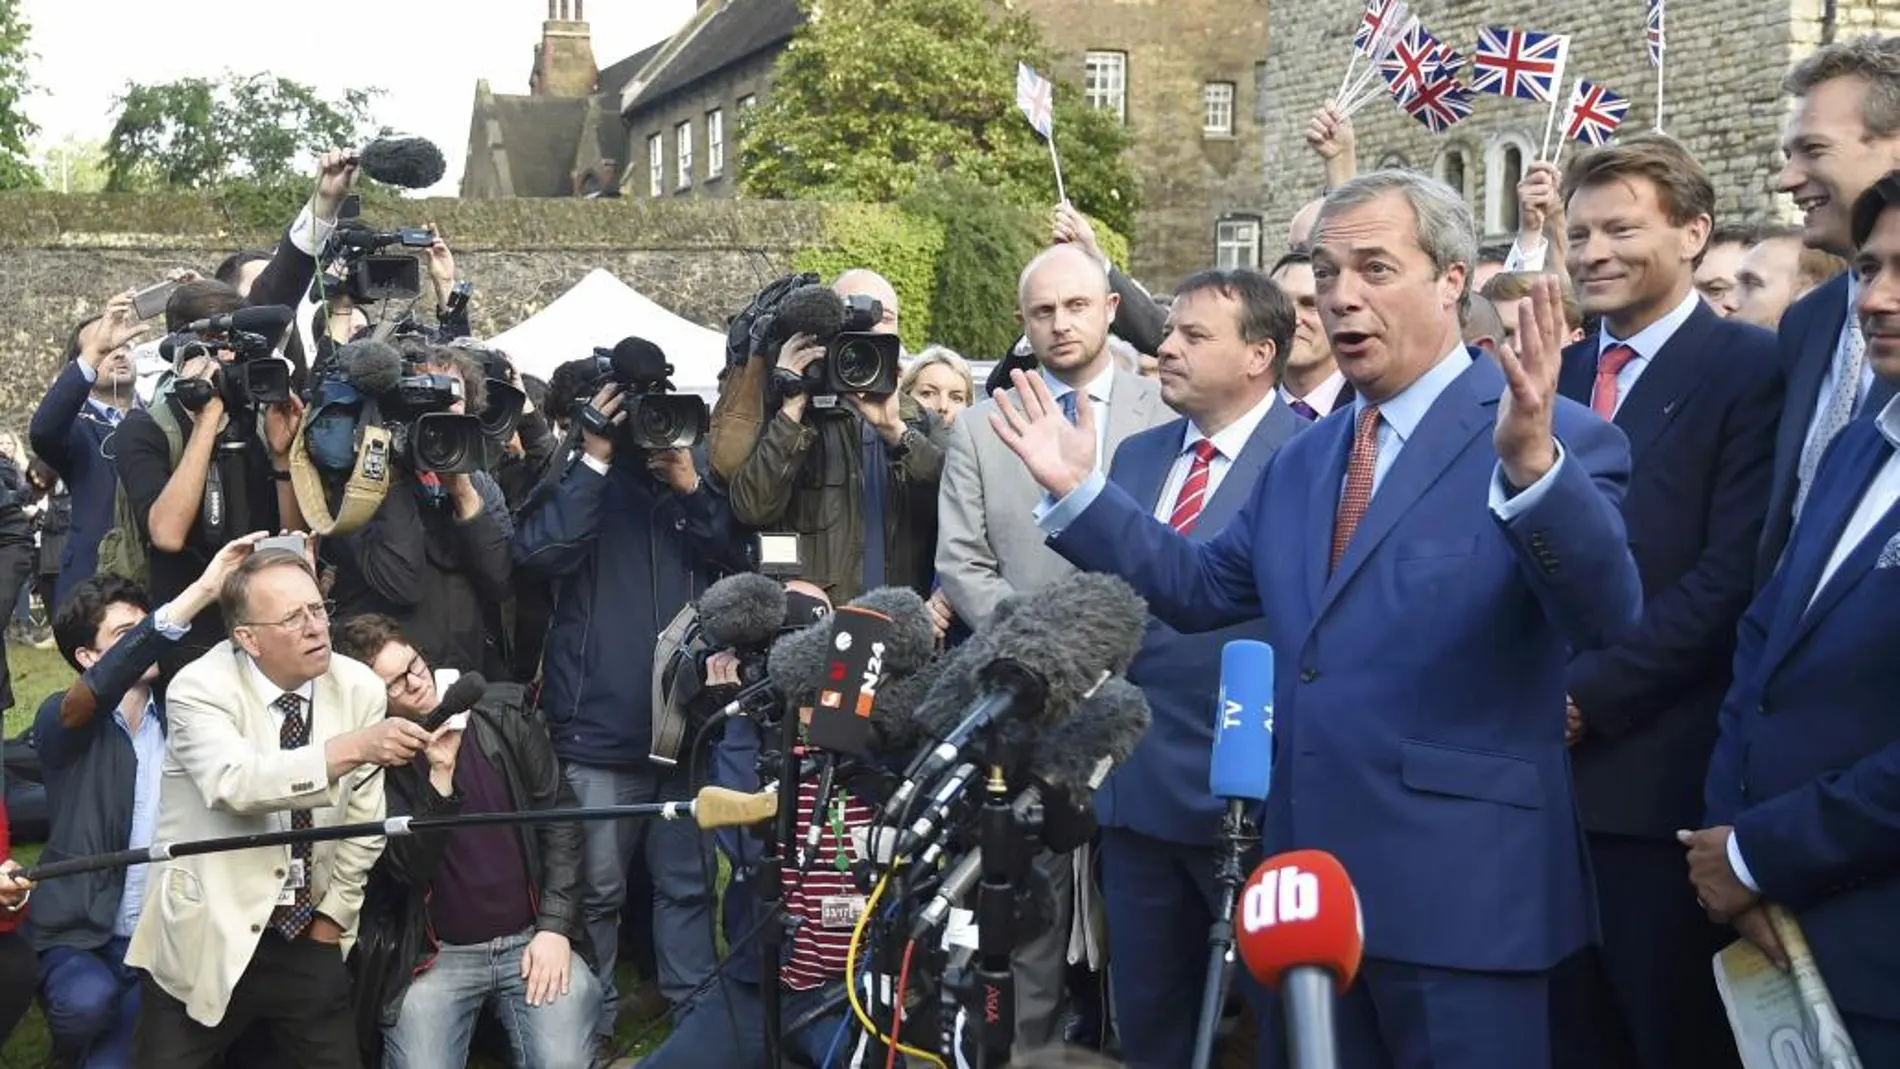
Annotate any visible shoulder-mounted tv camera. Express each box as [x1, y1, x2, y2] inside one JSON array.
[[315, 223, 433, 304], [753, 284, 902, 402], [577, 337, 708, 452]]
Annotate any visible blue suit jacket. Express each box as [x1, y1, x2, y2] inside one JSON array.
[[1052, 356, 1642, 972], [1756, 274, 1895, 588], [1097, 399, 1305, 846], [28, 361, 119, 607], [1706, 415, 1900, 1022], [1558, 302, 1782, 837]]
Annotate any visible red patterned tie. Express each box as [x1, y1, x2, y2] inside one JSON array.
[[1593, 344, 1636, 419], [1331, 406, 1382, 572], [1168, 440, 1220, 534]]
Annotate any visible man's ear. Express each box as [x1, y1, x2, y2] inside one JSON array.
[[233, 628, 262, 660], [75, 648, 98, 672]]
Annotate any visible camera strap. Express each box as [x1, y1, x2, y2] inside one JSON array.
[[288, 420, 395, 536]]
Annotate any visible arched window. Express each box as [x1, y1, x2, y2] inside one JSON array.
[[1484, 133, 1537, 236], [1436, 147, 1470, 201]]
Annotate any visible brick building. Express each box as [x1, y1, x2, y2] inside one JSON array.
[[1256, 0, 1900, 255]]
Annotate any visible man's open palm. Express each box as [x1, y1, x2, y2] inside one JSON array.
[[989, 370, 1097, 498]]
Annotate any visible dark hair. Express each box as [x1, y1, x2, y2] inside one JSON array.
[[1785, 35, 1900, 139], [54, 575, 151, 671], [1852, 169, 1900, 248], [413, 345, 488, 415], [1710, 222, 1762, 249], [1561, 132, 1716, 230], [165, 279, 243, 334], [64, 314, 103, 363], [548, 357, 600, 424], [1173, 268, 1298, 382], [332, 612, 412, 666], [213, 251, 272, 287], [25, 458, 57, 494], [1268, 248, 1313, 276]]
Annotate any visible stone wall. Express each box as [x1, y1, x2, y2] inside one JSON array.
[[0, 193, 831, 425], [1258, 0, 1900, 254]]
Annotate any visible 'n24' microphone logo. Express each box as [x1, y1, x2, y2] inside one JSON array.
[[1241, 865, 1319, 931]]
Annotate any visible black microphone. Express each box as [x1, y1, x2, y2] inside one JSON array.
[[421, 672, 489, 731], [352, 137, 448, 189], [336, 339, 405, 395], [698, 572, 788, 652], [770, 285, 846, 344], [187, 305, 295, 336], [604, 337, 671, 387]]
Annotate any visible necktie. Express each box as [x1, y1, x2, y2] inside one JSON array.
[[1058, 391, 1080, 424], [270, 693, 316, 940], [1289, 398, 1320, 422], [1796, 316, 1868, 517], [1331, 406, 1383, 572], [1168, 440, 1220, 534], [1592, 344, 1637, 419]]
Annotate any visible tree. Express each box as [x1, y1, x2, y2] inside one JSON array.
[[105, 72, 380, 191], [741, 0, 1138, 235], [0, 0, 40, 190], [37, 135, 108, 193]]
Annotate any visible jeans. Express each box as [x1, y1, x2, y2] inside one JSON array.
[[562, 761, 716, 1037], [638, 979, 859, 1069], [40, 937, 140, 1068], [383, 929, 598, 1069]]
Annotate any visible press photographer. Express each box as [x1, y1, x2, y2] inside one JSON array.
[[110, 280, 307, 677], [725, 270, 945, 603], [511, 337, 752, 1057]]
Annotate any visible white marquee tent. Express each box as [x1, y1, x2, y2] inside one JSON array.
[[486, 269, 728, 398]]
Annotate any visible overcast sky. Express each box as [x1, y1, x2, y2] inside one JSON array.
[[21, 0, 699, 196]]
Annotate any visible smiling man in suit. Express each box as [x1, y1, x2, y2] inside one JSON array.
[[936, 241, 1170, 1049], [1549, 133, 1780, 1069], [994, 170, 1642, 1068], [1096, 268, 1304, 1066], [1757, 36, 1900, 584], [1685, 170, 1900, 1064]]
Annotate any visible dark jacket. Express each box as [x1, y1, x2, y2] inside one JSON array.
[[354, 688, 589, 1039], [325, 477, 514, 674], [27, 614, 170, 952], [0, 461, 33, 711], [726, 396, 944, 602], [28, 361, 119, 607], [512, 449, 751, 767]]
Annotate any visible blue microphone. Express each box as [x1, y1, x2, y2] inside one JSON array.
[[1210, 639, 1275, 804]]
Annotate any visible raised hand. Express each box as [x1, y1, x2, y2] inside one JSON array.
[[80, 292, 150, 365], [1304, 103, 1355, 162], [1053, 202, 1106, 266], [313, 149, 360, 221], [1518, 161, 1561, 240], [988, 370, 1098, 498], [1495, 274, 1565, 490]]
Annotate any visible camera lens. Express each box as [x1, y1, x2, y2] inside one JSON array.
[[634, 398, 686, 446], [833, 339, 883, 392], [414, 414, 480, 473]]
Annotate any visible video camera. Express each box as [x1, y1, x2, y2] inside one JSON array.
[[317, 223, 432, 304], [382, 366, 485, 474], [749, 283, 903, 400], [579, 337, 708, 451], [159, 305, 296, 411]]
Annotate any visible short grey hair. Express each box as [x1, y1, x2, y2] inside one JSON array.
[[220, 549, 317, 633], [1785, 35, 1900, 139], [1315, 169, 1479, 289]]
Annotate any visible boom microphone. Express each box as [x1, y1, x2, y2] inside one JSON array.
[[1237, 849, 1364, 1069], [698, 572, 788, 651], [421, 672, 489, 731], [186, 305, 296, 337], [352, 136, 448, 189], [337, 338, 405, 395], [771, 284, 846, 343]]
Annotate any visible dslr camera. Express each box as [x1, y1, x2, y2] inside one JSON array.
[[317, 223, 433, 303], [579, 338, 709, 452], [383, 365, 486, 474]]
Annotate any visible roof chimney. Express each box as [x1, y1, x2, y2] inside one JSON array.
[[534, 0, 598, 99]]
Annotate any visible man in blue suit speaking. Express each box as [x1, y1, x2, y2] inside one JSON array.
[[987, 170, 1644, 1068]]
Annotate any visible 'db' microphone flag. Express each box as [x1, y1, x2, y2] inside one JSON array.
[[1236, 848, 1365, 993], [1210, 640, 1275, 804]]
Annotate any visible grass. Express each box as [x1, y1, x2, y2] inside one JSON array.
[[0, 641, 672, 1068]]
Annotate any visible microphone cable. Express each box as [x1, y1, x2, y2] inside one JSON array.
[[845, 869, 949, 1069]]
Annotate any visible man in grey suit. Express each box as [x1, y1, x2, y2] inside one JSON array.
[[936, 242, 1171, 1051]]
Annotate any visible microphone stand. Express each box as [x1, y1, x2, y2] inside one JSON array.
[[970, 733, 1018, 1069], [1191, 798, 1259, 1069], [755, 703, 801, 1069]]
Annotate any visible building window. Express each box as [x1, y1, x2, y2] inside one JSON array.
[[647, 133, 664, 197], [1436, 146, 1470, 201], [676, 121, 693, 189], [1483, 134, 1535, 235], [1216, 216, 1263, 270], [707, 109, 726, 179], [1203, 82, 1236, 138], [739, 93, 758, 111], [1084, 51, 1128, 123]]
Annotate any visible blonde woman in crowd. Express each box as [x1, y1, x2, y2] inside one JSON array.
[[900, 346, 974, 426]]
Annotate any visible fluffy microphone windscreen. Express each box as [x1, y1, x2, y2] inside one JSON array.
[[609, 337, 670, 385], [867, 655, 948, 756], [764, 617, 837, 710], [1236, 849, 1365, 994], [847, 587, 934, 675], [698, 573, 788, 651], [337, 339, 404, 395], [1026, 676, 1152, 810], [773, 285, 846, 341], [231, 305, 296, 336], [356, 136, 448, 189], [949, 572, 1149, 733]]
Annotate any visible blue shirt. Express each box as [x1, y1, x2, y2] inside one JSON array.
[[112, 699, 165, 937]]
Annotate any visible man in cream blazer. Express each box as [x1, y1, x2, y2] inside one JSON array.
[[128, 547, 432, 1067]]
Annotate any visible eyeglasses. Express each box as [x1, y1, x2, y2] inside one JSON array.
[[384, 654, 429, 697], [238, 600, 334, 633]]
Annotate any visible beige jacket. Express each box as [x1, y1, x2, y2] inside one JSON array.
[[125, 642, 389, 1026]]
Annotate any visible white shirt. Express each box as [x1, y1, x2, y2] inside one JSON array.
[[1595, 288, 1701, 415], [246, 658, 317, 729], [1503, 235, 1547, 273], [1282, 369, 1348, 418], [1800, 273, 1878, 464], [1042, 361, 1118, 468], [1150, 391, 1280, 522]]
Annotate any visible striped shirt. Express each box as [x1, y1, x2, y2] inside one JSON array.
[[781, 775, 875, 991]]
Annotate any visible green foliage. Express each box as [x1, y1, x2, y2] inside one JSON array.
[[105, 72, 381, 192], [36, 135, 108, 193], [898, 174, 1040, 359], [0, 0, 40, 191], [742, 0, 1137, 235], [792, 204, 946, 353]]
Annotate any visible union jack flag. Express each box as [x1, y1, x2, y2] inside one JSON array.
[[1354, 0, 1397, 56], [1565, 78, 1630, 145], [1470, 26, 1570, 103], [1431, 43, 1466, 83], [1645, 0, 1665, 67], [1016, 63, 1054, 140], [1380, 22, 1446, 103], [1402, 75, 1474, 134]]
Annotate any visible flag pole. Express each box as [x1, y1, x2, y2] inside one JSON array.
[[1539, 45, 1571, 163], [1047, 131, 1069, 207], [1655, 51, 1666, 131]]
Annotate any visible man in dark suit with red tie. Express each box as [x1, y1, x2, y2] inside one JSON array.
[[1547, 134, 1781, 1069], [1685, 170, 1900, 1064], [991, 169, 1642, 1068]]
